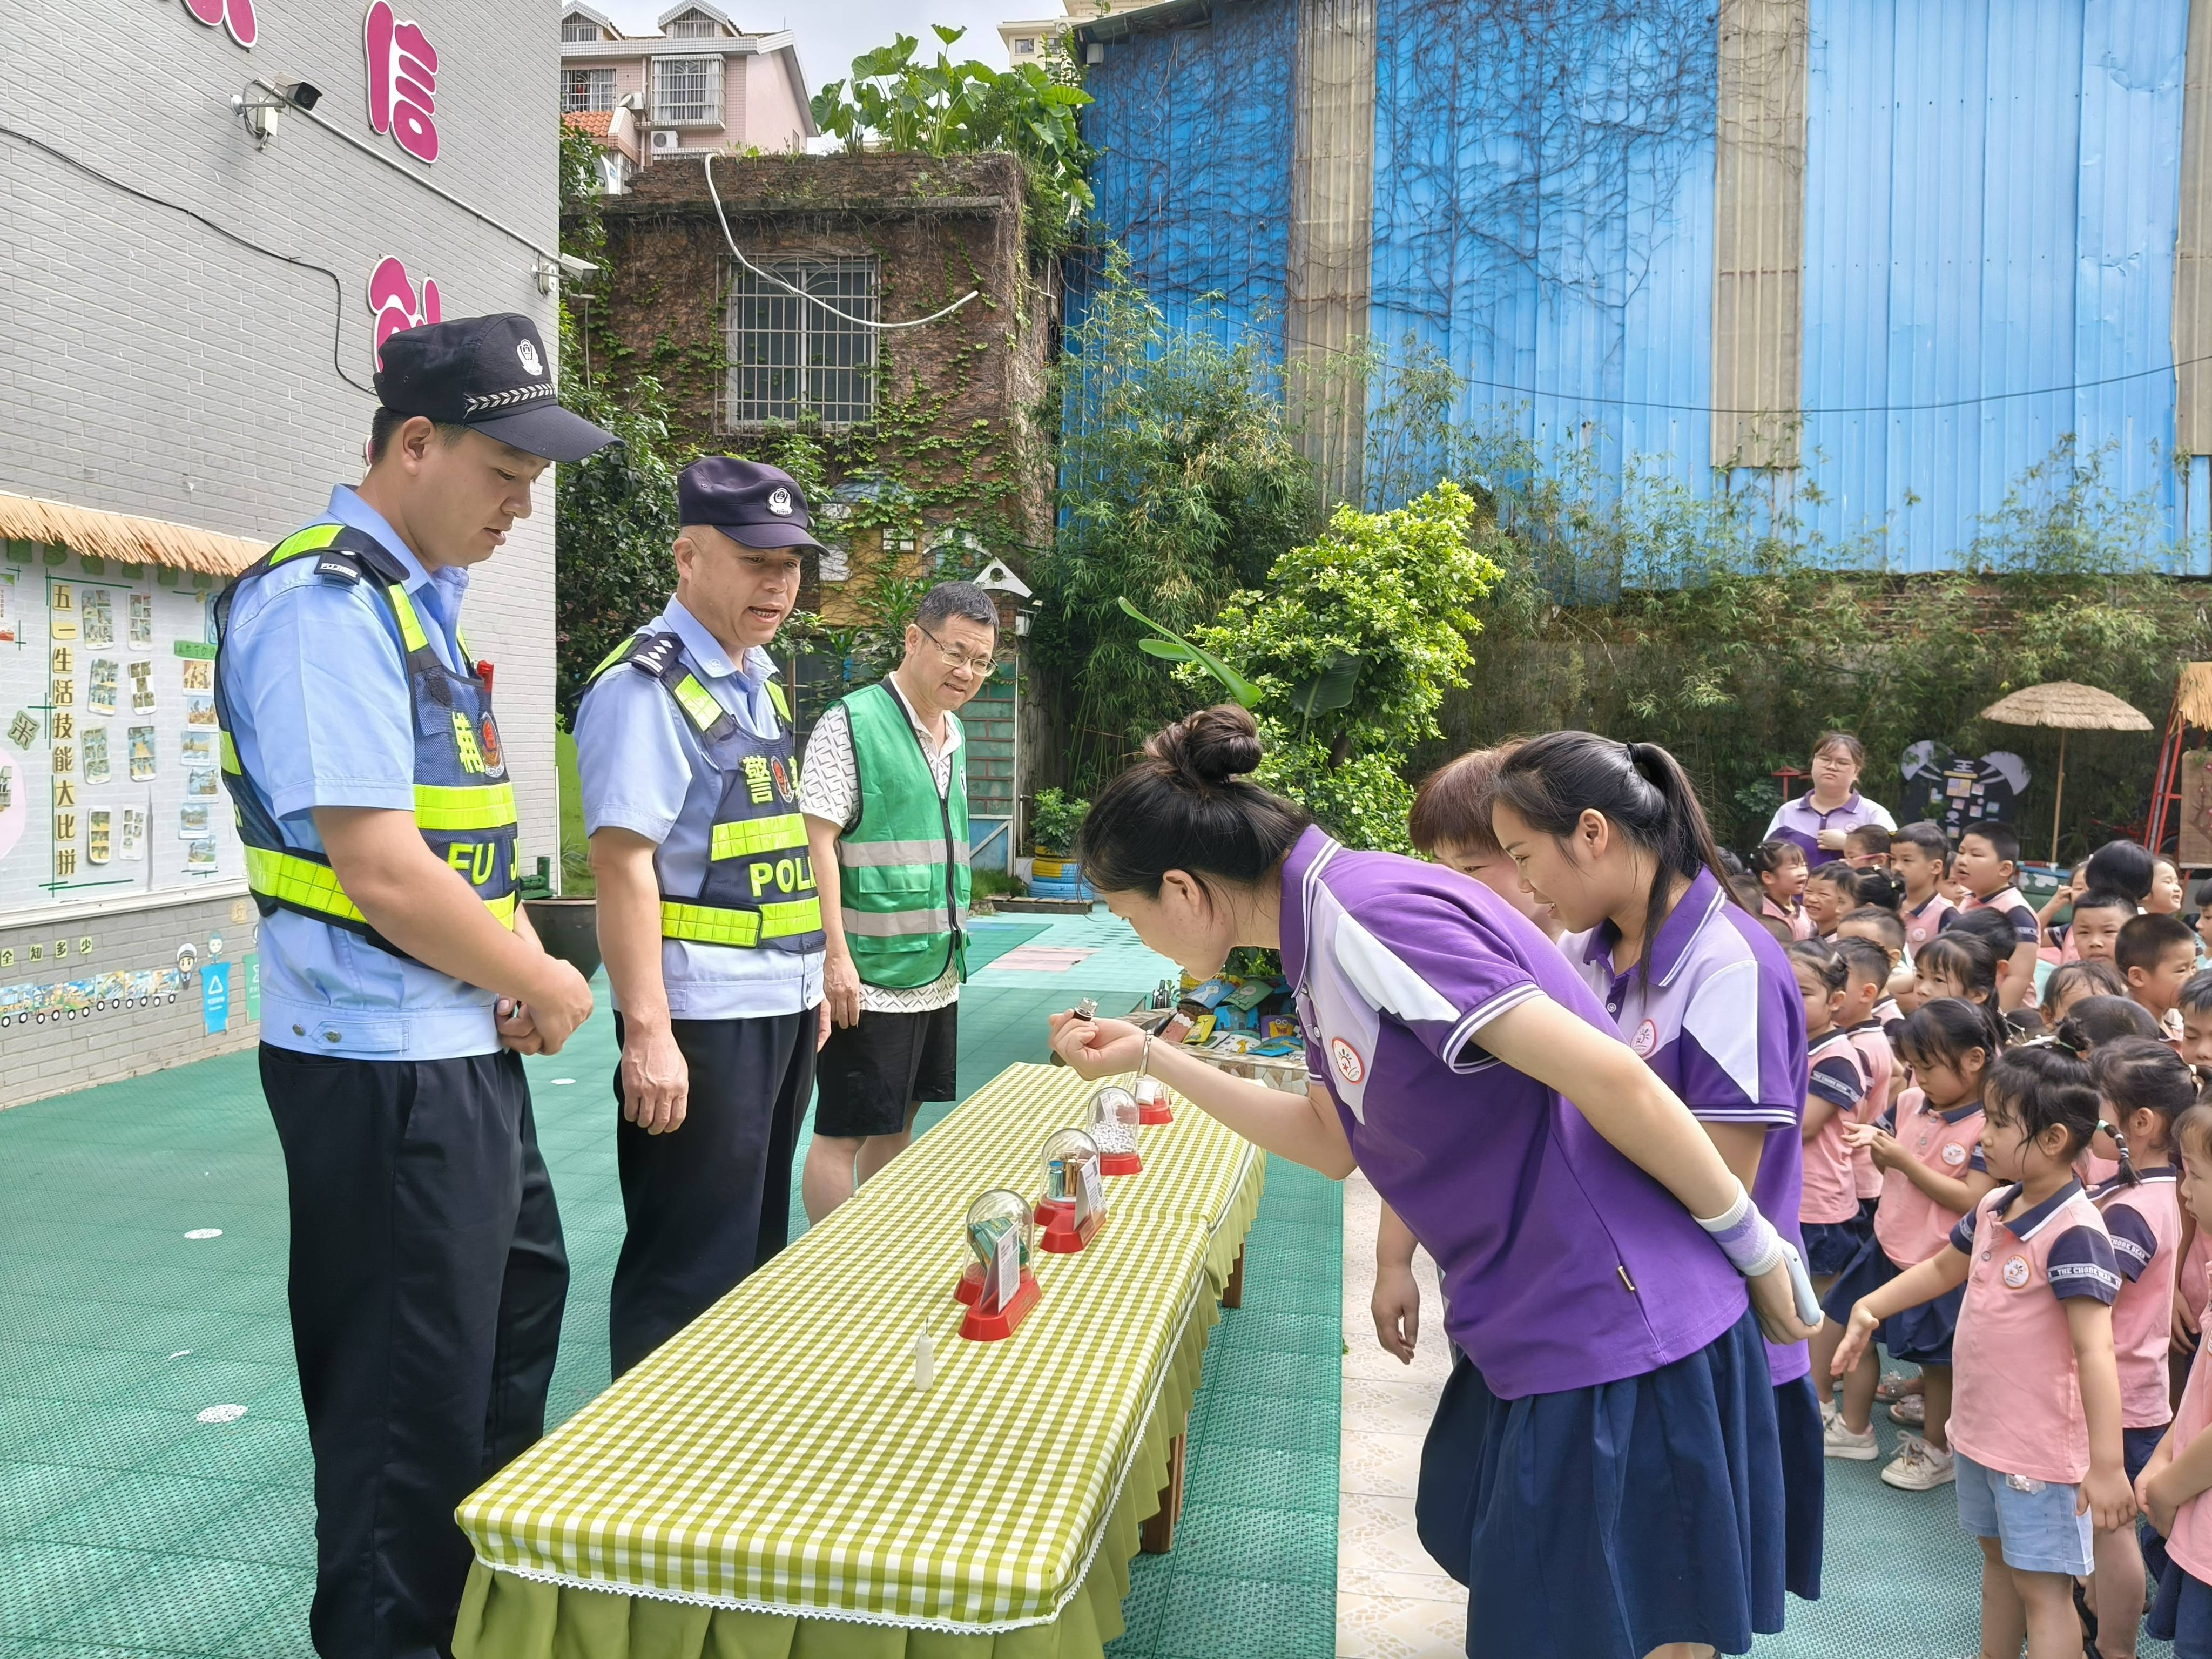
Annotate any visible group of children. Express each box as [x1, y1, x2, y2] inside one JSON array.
[[1775, 820, 2212, 1658]]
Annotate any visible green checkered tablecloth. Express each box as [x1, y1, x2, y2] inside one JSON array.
[[453, 1063, 1265, 1659]]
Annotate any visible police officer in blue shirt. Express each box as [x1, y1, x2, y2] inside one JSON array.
[[573, 457, 828, 1376], [213, 313, 613, 1659]]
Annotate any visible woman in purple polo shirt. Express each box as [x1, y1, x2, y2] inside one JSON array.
[[1492, 732, 1823, 1605], [1763, 731, 1896, 866], [1050, 708, 1821, 1659]]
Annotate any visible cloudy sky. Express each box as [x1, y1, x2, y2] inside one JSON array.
[[589, 0, 1043, 95]]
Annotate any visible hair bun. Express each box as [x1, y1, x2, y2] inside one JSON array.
[[1150, 704, 1263, 787]]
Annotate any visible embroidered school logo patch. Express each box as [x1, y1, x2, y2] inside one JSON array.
[[1941, 1143, 1969, 1167], [1631, 1018, 1658, 1057], [2002, 1255, 2032, 1289], [1330, 1036, 1365, 1086]]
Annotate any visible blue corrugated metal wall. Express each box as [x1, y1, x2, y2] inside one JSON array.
[[1076, 0, 2198, 571]]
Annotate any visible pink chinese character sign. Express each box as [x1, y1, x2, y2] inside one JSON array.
[[363, 1, 440, 164], [182, 0, 257, 49], [368, 257, 442, 369]]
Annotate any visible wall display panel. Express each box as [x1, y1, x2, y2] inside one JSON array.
[[0, 552, 242, 919]]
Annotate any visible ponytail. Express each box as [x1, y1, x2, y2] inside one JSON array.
[[1495, 733, 1736, 977]]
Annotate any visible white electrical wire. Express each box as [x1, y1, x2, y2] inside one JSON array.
[[703, 152, 980, 331]]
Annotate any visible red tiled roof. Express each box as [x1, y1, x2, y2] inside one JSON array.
[[564, 111, 615, 145]]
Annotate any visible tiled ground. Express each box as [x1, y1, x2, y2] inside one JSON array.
[[0, 912, 1343, 1659]]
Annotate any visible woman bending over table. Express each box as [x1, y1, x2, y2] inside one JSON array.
[[1049, 706, 1820, 1659]]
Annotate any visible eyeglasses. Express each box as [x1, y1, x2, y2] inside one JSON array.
[[916, 623, 995, 676]]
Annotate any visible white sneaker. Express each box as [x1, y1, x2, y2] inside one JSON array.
[[1880, 1435, 1957, 1490], [1820, 1399, 1838, 1428], [1824, 1417, 1879, 1460], [1889, 1394, 1925, 1427]]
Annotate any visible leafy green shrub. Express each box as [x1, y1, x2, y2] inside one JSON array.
[[1029, 787, 1089, 853]]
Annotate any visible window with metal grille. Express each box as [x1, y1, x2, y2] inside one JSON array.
[[664, 9, 725, 35], [560, 14, 601, 39], [561, 68, 615, 112], [724, 260, 879, 427], [652, 56, 720, 125]]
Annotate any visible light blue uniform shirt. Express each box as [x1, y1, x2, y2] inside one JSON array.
[[573, 599, 824, 1020], [224, 485, 500, 1060]]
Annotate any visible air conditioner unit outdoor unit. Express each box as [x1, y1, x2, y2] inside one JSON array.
[[650, 129, 679, 152]]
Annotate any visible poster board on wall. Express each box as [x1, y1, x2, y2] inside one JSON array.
[[0, 551, 243, 920]]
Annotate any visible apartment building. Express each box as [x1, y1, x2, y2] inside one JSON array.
[[559, 1, 813, 165]]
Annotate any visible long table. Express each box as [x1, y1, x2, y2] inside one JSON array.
[[453, 1062, 1265, 1659]]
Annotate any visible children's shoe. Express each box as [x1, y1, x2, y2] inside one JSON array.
[[1874, 1372, 1922, 1403], [1824, 1417, 1880, 1460], [1888, 1394, 1926, 1427], [1820, 1399, 1838, 1428], [1880, 1435, 1957, 1490]]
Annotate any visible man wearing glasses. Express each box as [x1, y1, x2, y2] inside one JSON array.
[[799, 582, 999, 1219]]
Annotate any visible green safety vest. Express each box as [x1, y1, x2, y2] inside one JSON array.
[[838, 679, 969, 989]]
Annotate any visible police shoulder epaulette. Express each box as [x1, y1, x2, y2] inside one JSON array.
[[313, 553, 365, 584], [629, 631, 684, 677]]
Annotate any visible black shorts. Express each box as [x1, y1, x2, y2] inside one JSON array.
[[813, 1001, 959, 1138]]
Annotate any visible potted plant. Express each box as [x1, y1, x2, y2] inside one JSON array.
[[1028, 788, 1090, 884]]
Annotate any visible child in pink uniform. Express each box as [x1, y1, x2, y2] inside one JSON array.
[[1755, 839, 1813, 940], [2139, 1102, 2212, 1657], [1795, 942, 1868, 1285], [1816, 999, 2005, 1489], [2085, 1039, 2197, 1658], [1835, 938, 1898, 1222], [1837, 1032, 2132, 1659]]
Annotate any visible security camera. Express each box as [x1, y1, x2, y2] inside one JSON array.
[[279, 80, 322, 110]]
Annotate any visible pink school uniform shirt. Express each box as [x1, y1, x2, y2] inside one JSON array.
[[1762, 895, 1814, 941], [2183, 1229, 2212, 1324], [1903, 892, 1956, 956], [1846, 1019, 1895, 1201], [2092, 1169, 2183, 1428], [1947, 1181, 2120, 1484], [1800, 1028, 1867, 1225], [1873, 1087, 1987, 1267], [2166, 1341, 2212, 1585]]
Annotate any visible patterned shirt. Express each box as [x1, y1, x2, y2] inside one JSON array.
[[798, 676, 963, 1014]]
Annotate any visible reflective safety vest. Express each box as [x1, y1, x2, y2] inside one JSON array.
[[838, 679, 968, 989], [213, 523, 520, 956], [584, 630, 825, 953]]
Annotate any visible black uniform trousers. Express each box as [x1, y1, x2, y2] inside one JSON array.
[[608, 1008, 817, 1377], [262, 1044, 568, 1659]]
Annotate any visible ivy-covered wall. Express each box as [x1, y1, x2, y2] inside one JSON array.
[[568, 151, 1056, 613]]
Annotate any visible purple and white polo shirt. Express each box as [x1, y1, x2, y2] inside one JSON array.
[[1765, 789, 1897, 867], [1281, 827, 1749, 1400], [1562, 868, 1812, 1386]]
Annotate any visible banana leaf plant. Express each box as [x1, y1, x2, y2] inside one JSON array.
[[1116, 596, 1263, 709]]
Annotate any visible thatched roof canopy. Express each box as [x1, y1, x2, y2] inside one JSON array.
[[1981, 681, 2153, 732], [0, 492, 261, 578]]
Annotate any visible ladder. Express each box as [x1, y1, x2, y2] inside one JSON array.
[[2147, 663, 2212, 864]]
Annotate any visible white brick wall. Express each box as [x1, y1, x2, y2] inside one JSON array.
[[2, 0, 566, 1102]]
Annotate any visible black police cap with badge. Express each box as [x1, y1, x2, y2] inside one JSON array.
[[375, 313, 616, 464], [677, 457, 826, 552]]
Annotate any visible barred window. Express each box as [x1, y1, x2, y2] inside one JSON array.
[[560, 14, 601, 40], [724, 260, 878, 427], [561, 68, 615, 112], [664, 9, 726, 36], [653, 56, 720, 125]]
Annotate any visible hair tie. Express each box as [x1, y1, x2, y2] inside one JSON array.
[[1622, 740, 1640, 768]]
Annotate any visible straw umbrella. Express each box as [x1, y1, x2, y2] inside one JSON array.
[[1980, 682, 2153, 864]]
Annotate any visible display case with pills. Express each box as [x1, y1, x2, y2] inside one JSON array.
[[1089, 1084, 1143, 1177], [1033, 1127, 1107, 1252]]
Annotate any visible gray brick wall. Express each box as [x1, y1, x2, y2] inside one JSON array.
[[2, 2, 569, 1104]]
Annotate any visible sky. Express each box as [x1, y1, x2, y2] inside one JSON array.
[[588, 0, 1042, 96]]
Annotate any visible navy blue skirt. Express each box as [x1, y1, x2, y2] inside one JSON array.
[[1415, 1309, 1788, 1657], [1802, 1219, 1866, 1278], [1819, 1233, 1963, 1366], [1776, 1373, 1824, 1601], [2129, 1426, 2174, 1590], [2149, 1559, 2212, 1656]]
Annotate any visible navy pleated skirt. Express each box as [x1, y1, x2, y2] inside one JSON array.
[[1820, 1233, 1963, 1365], [1775, 1373, 1825, 1602], [1414, 1308, 1789, 1658]]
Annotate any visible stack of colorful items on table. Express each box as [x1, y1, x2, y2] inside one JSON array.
[[1148, 969, 1304, 1060]]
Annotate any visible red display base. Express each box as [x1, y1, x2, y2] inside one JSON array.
[[1033, 1198, 1106, 1253], [955, 1260, 986, 1304], [1137, 1098, 1174, 1125], [1097, 1150, 1143, 1178], [959, 1268, 1041, 1340]]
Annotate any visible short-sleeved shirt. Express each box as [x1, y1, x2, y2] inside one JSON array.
[[1283, 828, 1748, 1400], [1965, 885, 2042, 950], [2166, 1332, 2212, 1583], [1947, 1181, 2118, 1482], [1761, 895, 1813, 940], [221, 486, 497, 1061], [572, 599, 824, 1021], [2092, 1168, 2183, 1428], [1874, 1089, 1988, 1265], [797, 678, 963, 1014], [1765, 790, 1897, 867], [1801, 1028, 1867, 1226], [1845, 1020, 1896, 1199], [1562, 870, 1810, 1385], [1903, 892, 1957, 956]]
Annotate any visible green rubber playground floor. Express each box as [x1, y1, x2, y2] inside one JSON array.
[[0, 911, 1341, 1659]]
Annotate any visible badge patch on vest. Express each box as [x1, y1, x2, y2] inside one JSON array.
[[314, 555, 362, 584], [771, 755, 793, 802], [2001, 1255, 2031, 1289], [1941, 1143, 1969, 1167], [480, 716, 503, 774]]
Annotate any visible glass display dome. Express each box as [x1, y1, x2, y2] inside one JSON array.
[[1035, 1127, 1106, 1252], [957, 1186, 1042, 1338], [1132, 1072, 1173, 1124], [1090, 1085, 1143, 1176]]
